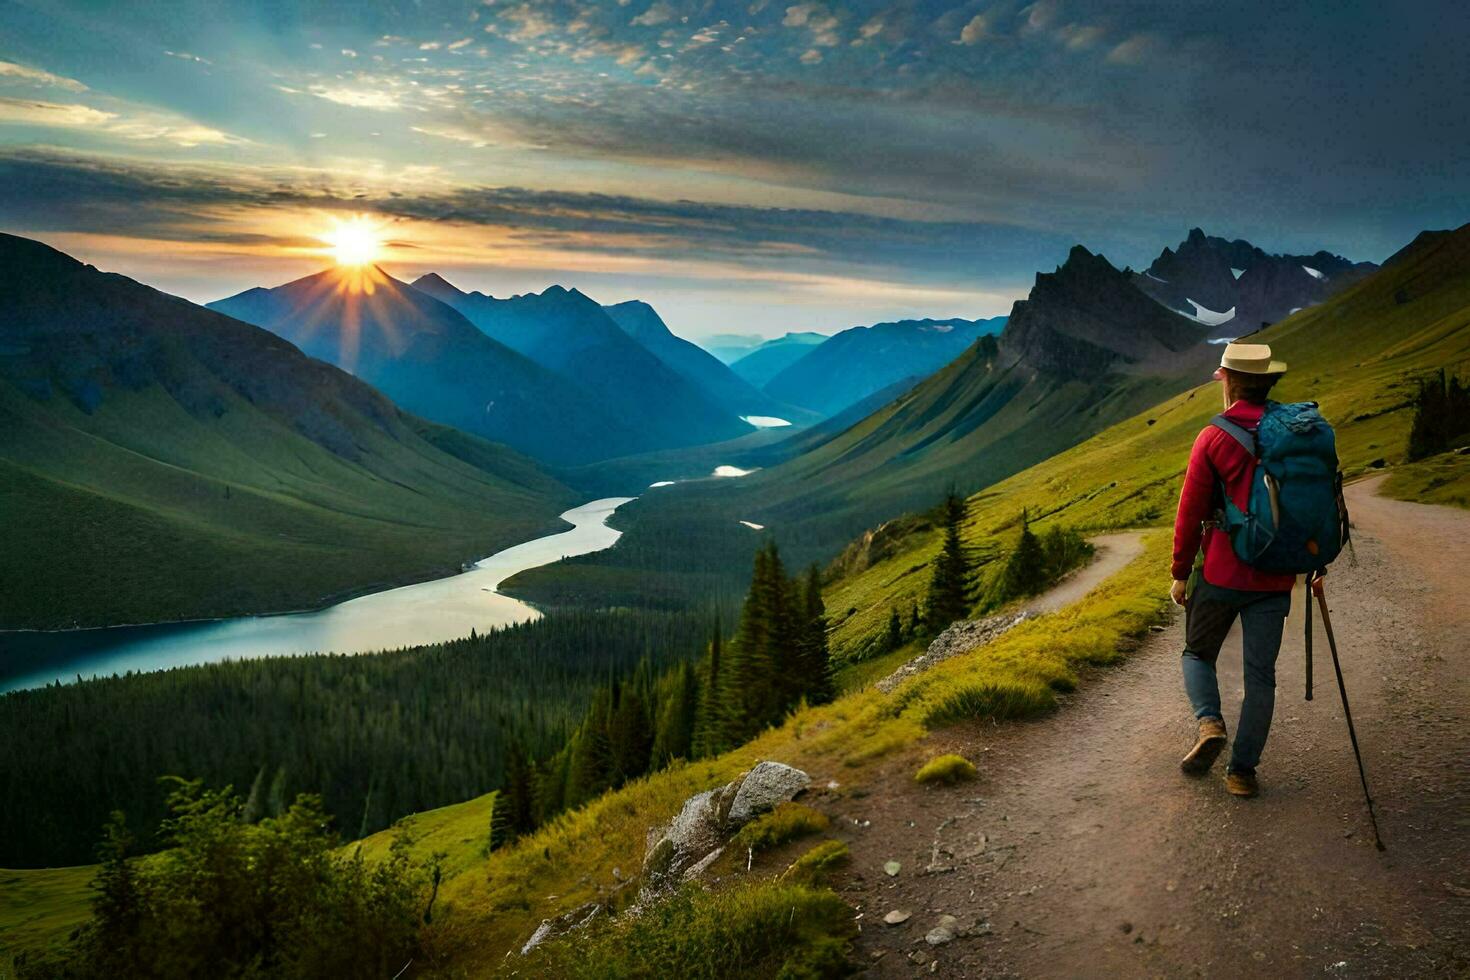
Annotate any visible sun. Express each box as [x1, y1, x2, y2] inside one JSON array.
[[323, 215, 384, 267]]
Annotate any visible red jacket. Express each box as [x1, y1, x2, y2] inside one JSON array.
[[1171, 401, 1297, 592]]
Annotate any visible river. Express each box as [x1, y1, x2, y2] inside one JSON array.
[[0, 496, 634, 694]]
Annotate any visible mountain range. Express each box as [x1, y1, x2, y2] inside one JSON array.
[[760, 316, 1008, 418], [0, 235, 575, 629], [409, 274, 752, 449], [1132, 227, 1378, 336]]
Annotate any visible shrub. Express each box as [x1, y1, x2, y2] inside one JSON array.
[[914, 753, 978, 786], [732, 802, 830, 854], [17, 780, 438, 980], [527, 882, 855, 979]]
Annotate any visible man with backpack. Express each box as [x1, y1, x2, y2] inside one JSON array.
[[1169, 342, 1348, 798]]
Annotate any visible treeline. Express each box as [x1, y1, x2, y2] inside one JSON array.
[[0, 609, 714, 867], [1407, 367, 1470, 459], [489, 541, 834, 844]]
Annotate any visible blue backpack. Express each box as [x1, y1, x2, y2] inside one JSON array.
[[1211, 401, 1351, 575]]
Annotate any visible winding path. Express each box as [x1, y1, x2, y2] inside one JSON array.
[[826, 478, 1470, 977]]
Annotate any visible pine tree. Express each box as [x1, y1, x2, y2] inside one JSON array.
[[797, 564, 834, 706], [924, 492, 972, 633], [487, 790, 511, 851], [886, 607, 903, 651], [607, 673, 653, 787], [907, 601, 921, 639], [500, 739, 535, 838], [694, 628, 723, 757], [652, 660, 698, 766], [995, 510, 1048, 600]]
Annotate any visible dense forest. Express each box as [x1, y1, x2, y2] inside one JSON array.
[[0, 609, 717, 867]]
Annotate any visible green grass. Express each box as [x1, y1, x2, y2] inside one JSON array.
[[732, 803, 830, 854], [522, 882, 855, 979], [0, 866, 93, 973], [914, 753, 977, 785], [1380, 450, 1470, 509]]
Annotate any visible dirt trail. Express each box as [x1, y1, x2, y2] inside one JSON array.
[[826, 477, 1470, 978]]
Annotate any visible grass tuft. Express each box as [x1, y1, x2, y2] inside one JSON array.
[[523, 882, 855, 979], [732, 803, 830, 854], [914, 753, 977, 785], [783, 840, 851, 885]]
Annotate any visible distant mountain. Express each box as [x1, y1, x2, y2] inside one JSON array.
[[0, 234, 576, 629], [1004, 245, 1210, 376], [602, 300, 788, 420], [702, 333, 767, 364], [410, 274, 750, 450], [762, 317, 1007, 418], [1133, 228, 1377, 336], [210, 267, 640, 465], [728, 332, 828, 387]]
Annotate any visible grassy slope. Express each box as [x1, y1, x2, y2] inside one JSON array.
[[0, 369, 576, 630], [8, 225, 1467, 969]]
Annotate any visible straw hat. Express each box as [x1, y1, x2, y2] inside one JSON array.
[[1213, 342, 1287, 378]]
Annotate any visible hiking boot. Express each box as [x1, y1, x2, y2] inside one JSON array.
[[1180, 717, 1228, 775], [1225, 770, 1259, 798]]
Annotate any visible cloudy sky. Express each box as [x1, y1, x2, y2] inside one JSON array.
[[0, 0, 1464, 338]]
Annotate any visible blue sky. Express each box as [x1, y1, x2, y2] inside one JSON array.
[[0, 0, 1465, 337]]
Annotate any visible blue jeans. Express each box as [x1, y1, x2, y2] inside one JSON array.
[[1181, 580, 1292, 773]]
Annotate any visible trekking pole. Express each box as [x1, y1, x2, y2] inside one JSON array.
[[1304, 574, 1314, 701], [1311, 575, 1386, 851]]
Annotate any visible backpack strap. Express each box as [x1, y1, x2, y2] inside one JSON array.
[[1210, 414, 1257, 457]]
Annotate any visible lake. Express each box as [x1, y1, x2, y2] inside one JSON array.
[[0, 496, 634, 694]]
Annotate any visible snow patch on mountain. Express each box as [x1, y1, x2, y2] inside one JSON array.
[[1231, 267, 1245, 279], [1302, 265, 1325, 280], [1183, 299, 1237, 327]]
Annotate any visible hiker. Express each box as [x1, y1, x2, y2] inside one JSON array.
[[1169, 342, 1295, 799]]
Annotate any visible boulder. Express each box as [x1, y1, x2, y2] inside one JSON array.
[[727, 762, 811, 825]]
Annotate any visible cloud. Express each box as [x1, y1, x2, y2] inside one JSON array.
[[0, 60, 87, 92], [799, 48, 822, 64], [631, 1, 676, 26], [958, 14, 989, 45], [1024, 0, 1058, 30], [309, 86, 401, 110], [0, 97, 114, 127], [0, 97, 245, 147], [498, 4, 559, 41], [1107, 33, 1154, 64], [1057, 23, 1106, 50]]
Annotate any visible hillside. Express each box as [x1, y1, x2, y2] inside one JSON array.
[[763, 315, 1007, 417], [410, 274, 752, 450], [1133, 227, 1378, 335], [0, 235, 577, 629], [209, 267, 645, 465], [728, 331, 829, 387]]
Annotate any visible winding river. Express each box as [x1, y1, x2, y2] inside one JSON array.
[[0, 497, 634, 694]]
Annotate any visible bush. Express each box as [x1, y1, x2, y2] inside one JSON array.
[[17, 780, 438, 980], [732, 802, 830, 854], [527, 882, 855, 979], [914, 753, 978, 786]]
